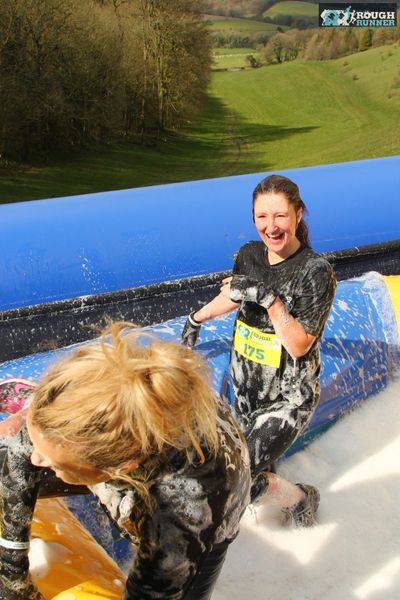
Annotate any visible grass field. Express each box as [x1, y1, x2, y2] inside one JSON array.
[[208, 44, 400, 170], [207, 17, 279, 33], [264, 1, 318, 18], [1, 43, 399, 203], [213, 48, 256, 54], [212, 48, 261, 69]]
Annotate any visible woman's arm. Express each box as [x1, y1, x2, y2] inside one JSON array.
[[269, 260, 336, 358], [0, 408, 29, 436], [267, 298, 316, 359], [193, 289, 239, 323], [0, 427, 44, 600], [181, 282, 239, 347]]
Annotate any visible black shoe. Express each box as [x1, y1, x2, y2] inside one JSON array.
[[282, 483, 320, 527]]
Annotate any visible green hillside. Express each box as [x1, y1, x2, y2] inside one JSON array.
[[264, 1, 318, 18], [1, 44, 399, 203], [208, 44, 400, 170]]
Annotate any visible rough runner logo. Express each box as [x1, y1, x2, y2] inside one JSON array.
[[319, 3, 397, 27]]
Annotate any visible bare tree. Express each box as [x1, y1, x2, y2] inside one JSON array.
[[0, 0, 211, 161]]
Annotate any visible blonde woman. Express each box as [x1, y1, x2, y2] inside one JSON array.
[[0, 323, 250, 600]]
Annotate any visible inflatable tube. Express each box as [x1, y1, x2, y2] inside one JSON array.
[[385, 274, 400, 332], [1, 156, 399, 312], [2, 239, 400, 363], [52, 583, 121, 599]]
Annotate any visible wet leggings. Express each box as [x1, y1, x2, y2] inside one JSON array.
[[242, 399, 317, 503], [125, 541, 230, 599], [183, 541, 229, 600]]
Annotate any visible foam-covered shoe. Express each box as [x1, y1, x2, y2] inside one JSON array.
[[282, 483, 320, 527]]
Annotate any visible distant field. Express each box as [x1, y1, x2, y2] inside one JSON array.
[[1, 44, 399, 203], [264, 1, 318, 18], [213, 48, 256, 54], [212, 49, 261, 69], [207, 17, 279, 33]]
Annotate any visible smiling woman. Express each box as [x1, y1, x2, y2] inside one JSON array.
[[0, 322, 250, 600], [182, 174, 336, 527]]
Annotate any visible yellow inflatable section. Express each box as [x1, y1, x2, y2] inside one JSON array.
[[52, 583, 121, 600], [384, 275, 400, 335], [32, 498, 125, 599]]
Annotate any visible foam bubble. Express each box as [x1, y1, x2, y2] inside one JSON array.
[[29, 538, 73, 582]]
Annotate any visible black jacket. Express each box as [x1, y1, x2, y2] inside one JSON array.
[[0, 400, 250, 600]]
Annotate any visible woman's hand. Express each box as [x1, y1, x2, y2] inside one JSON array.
[[0, 408, 28, 436], [181, 312, 202, 348], [220, 276, 233, 300], [227, 275, 277, 310]]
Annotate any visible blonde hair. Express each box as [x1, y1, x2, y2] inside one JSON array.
[[30, 322, 219, 477]]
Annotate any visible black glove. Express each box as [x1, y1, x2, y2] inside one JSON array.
[[181, 312, 201, 347], [229, 275, 276, 309]]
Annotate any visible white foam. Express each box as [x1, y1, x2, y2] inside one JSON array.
[[214, 380, 400, 599], [29, 538, 72, 582]]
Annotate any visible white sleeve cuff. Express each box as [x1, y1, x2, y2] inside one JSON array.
[[0, 536, 30, 550]]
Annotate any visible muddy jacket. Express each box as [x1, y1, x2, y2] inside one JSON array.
[[0, 403, 250, 599]]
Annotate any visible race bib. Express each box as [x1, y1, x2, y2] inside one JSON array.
[[234, 320, 282, 368]]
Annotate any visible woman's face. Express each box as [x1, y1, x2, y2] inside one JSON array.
[[253, 192, 302, 260], [27, 412, 110, 485]]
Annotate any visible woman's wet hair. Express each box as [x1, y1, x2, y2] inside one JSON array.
[[30, 322, 219, 477], [252, 174, 310, 247]]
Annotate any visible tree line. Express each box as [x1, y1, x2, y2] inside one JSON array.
[[0, 0, 211, 163], [258, 19, 400, 65]]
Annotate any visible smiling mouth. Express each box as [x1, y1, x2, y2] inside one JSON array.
[[266, 232, 284, 240]]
